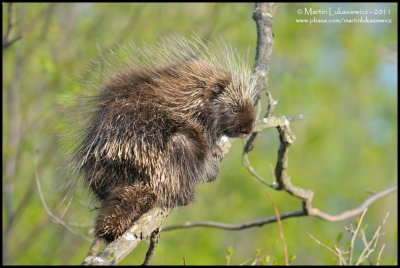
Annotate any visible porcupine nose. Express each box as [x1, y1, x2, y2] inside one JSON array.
[[240, 120, 255, 136]]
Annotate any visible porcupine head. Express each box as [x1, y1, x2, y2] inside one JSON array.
[[68, 35, 257, 242]]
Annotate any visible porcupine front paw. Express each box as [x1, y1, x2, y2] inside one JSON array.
[[212, 144, 224, 160], [213, 136, 231, 161]]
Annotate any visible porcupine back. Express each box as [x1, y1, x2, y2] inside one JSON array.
[[72, 35, 257, 241]]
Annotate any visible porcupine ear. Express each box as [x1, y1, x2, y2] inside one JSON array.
[[208, 77, 230, 100]]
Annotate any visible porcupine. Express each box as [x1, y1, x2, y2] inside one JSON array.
[[73, 36, 256, 242]]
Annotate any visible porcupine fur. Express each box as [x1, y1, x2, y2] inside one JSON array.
[[72, 36, 257, 242]]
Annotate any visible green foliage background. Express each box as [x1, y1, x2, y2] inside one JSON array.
[[3, 3, 397, 265]]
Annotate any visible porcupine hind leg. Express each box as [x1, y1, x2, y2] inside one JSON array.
[[95, 184, 157, 242]]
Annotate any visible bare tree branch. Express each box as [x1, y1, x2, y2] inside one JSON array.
[[3, 47, 24, 263], [308, 186, 396, 221], [252, 3, 276, 105], [162, 210, 304, 232], [243, 3, 277, 155], [4, 53, 23, 226], [242, 152, 274, 187], [3, 3, 22, 50], [142, 229, 160, 266], [161, 186, 396, 231]]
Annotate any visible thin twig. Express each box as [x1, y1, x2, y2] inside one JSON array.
[[333, 245, 347, 265], [34, 154, 92, 242], [3, 3, 22, 49], [3, 36, 22, 49], [376, 243, 386, 265], [348, 209, 368, 264], [242, 153, 274, 187], [265, 91, 278, 118], [308, 233, 348, 265], [308, 233, 339, 257], [266, 192, 289, 265], [142, 229, 160, 266], [360, 228, 369, 248]]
